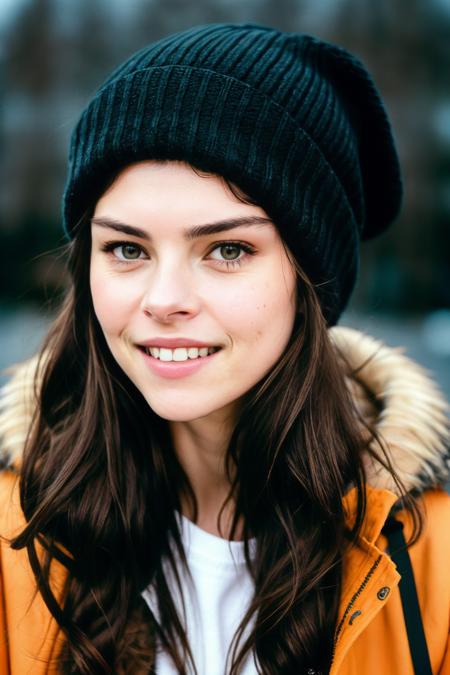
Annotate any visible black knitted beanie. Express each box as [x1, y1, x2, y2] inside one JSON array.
[[63, 23, 402, 325]]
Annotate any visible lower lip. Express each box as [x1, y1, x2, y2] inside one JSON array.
[[138, 348, 221, 379]]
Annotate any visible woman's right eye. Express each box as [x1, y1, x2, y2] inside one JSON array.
[[101, 241, 147, 262]]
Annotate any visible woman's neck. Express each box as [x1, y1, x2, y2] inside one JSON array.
[[169, 407, 243, 540]]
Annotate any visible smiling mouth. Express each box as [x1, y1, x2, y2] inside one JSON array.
[[138, 345, 221, 362]]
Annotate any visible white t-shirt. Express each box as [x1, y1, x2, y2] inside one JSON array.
[[141, 513, 259, 675]]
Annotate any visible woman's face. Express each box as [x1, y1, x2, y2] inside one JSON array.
[[90, 161, 297, 423]]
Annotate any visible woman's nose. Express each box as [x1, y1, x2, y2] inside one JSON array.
[[139, 262, 200, 323]]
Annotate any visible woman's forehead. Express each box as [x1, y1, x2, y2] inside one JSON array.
[[92, 161, 275, 235], [98, 160, 244, 200]]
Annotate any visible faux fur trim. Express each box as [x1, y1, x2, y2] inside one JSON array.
[[330, 327, 450, 494], [1, 327, 449, 495], [0, 353, 41, 473]]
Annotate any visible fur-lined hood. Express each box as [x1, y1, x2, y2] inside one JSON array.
[[0, 326, 449, 496]]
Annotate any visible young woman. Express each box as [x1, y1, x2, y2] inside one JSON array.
[[0, 23, 449, 675]]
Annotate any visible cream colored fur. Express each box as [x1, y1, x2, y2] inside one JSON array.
[[330, 327, 449, 494], [0, 327, 449, 495]]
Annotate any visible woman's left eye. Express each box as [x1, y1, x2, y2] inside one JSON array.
[[207, 242, 256, 268]]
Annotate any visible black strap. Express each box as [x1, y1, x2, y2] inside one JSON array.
[[382, 516, 433, 675]]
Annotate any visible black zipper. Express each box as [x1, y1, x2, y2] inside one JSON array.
[[330, 554, 383, 666]]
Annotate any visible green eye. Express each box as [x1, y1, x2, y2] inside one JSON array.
[[118, 244, 142, 260], [207, 240, 256, 268], [101, 240, 148, 263], [219, 244, 241, 260]]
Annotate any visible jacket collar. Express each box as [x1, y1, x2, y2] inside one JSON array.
[[0, 326, 449, 497], [342, 485, 398, 543]]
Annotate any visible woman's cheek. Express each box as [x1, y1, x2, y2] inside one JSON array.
[[228, 278, 285, 316], [207, 280, 258, 323], [90, 270, 136, 335], [209, 280, 275, 339]]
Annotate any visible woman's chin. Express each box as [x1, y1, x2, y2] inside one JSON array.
[[144, 398, 220, 423], [142, 392, 239, 425]]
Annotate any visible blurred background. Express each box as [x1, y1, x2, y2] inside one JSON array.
[[1, 0, 450, 399]]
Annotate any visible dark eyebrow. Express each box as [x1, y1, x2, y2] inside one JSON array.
[[91, 215, 273, 241]]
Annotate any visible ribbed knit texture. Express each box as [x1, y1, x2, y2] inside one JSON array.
[[63, 23, 402, 325]]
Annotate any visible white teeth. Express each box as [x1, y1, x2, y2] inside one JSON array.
[[144, 346, 219, 361], [159, 348, 173, 362], [173, 348, 188, 361]]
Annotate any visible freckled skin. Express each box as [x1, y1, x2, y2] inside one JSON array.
[[90, 160, 297, 425]]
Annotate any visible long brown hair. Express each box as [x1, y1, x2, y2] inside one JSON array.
[[9, 169, 421, 674]]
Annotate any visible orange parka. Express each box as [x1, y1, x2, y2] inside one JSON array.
[[0, 327, 449, 674]]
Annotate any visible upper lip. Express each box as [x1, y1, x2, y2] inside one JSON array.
[[137, 338, 219, 349]]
